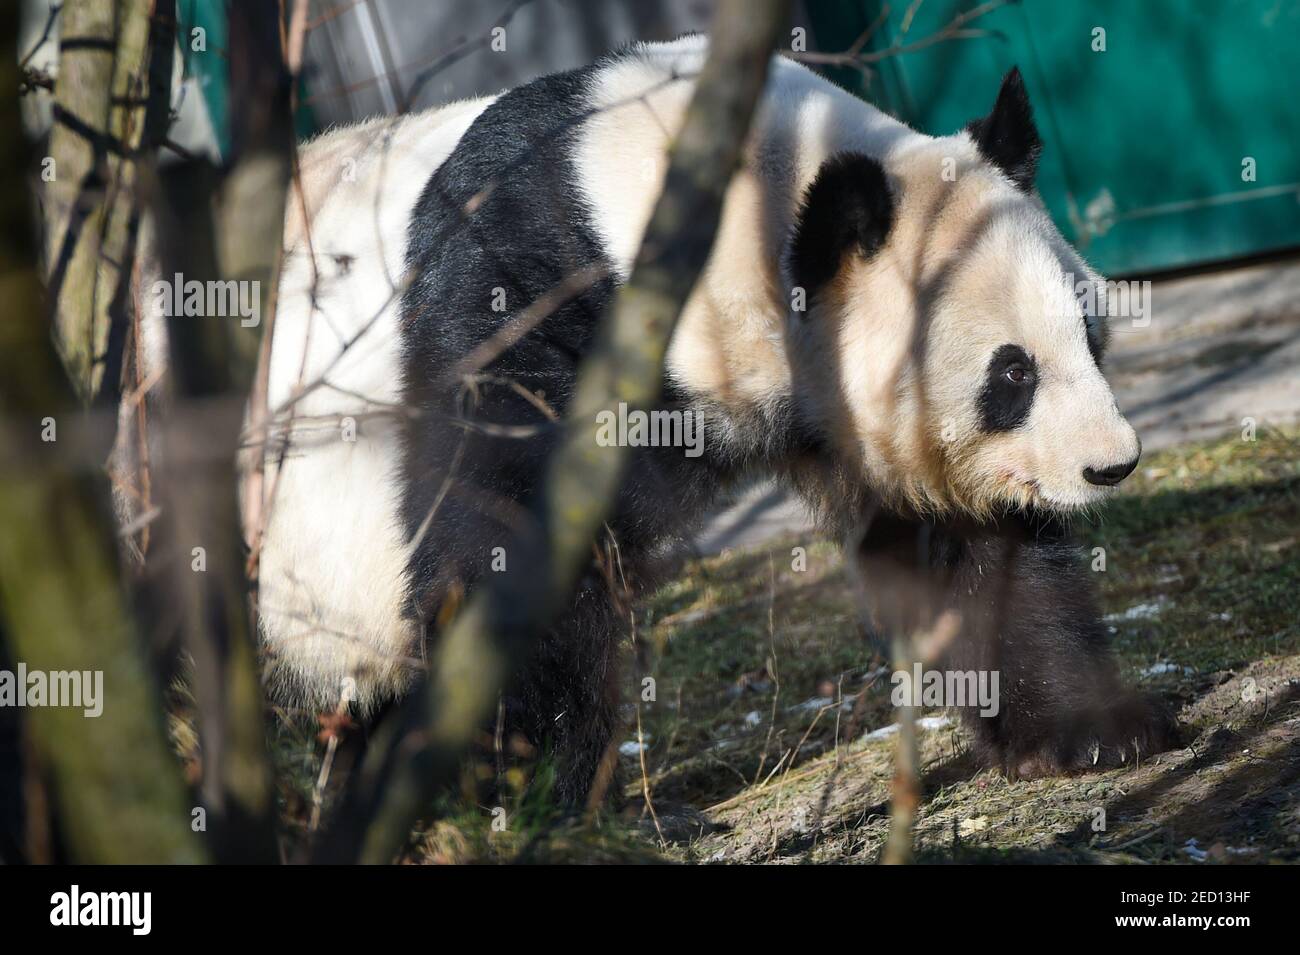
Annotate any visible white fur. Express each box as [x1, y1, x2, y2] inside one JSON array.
[[255, 98, 495, 711]]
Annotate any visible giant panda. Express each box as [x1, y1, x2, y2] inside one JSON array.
[[254, 35, 1178, 803]]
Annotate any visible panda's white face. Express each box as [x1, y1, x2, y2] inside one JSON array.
[[787, 71, 1140, 519], [907, 188, 1140, 516]]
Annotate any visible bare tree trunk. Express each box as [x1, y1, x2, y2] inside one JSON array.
[[317, 0, 794, 865], [43, 0, 153, 405], [142, 0, 293, 864], [0, 2, 204, 863], [882, 629, 919, 865]]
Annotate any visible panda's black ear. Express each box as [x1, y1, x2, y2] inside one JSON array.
[[965, 67, 1042, 192], [789, 153, 894, 300]]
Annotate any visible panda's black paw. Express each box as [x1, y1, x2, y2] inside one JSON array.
[[999, 693, 1183, 781]]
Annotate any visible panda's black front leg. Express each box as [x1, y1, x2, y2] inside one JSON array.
[[938, 515, 1181, 778], [856, 510, 1180, 779]]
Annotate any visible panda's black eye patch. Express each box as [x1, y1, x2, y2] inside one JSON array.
[[979, 344, 1037, 432]]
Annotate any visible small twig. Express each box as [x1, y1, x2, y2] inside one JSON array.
[[309, 679, 356, 831], [833, 673, 845, 766], [446, 265, 610, 384], [789, 0, 1006, 74], [761, 748, 793, 787], [1098, 826, 1164, 853], [19, 2, 61, 71], [602, 529, 665, 847], [402, 0, 538, 110], [634, 622, 666, 848], [752, 554, 781, 784]]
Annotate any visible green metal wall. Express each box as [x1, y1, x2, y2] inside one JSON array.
[[809, 0, 1300, 276], [176, 0, 316, 161]]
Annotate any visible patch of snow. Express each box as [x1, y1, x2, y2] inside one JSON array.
[[619, 740, 648, 757], [1139, 661, 1194, 678], [788, 694, 856, 714], [1104, 599, 1168, 623], [743, 710, 763, 727], [1154, 565, 1183, 585], [862, 714, 952, 741], [863, 724, 899, 741], [1183, 838, 1208, 862], [726, 679, 772, 699], [791, 696, 835, 712]]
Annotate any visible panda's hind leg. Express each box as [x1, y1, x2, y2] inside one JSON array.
[[509, 577, 625, 808]]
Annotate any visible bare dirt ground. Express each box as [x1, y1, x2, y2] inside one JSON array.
[[1109, 258, 1300, 450], [679, 656, 1299, 864]]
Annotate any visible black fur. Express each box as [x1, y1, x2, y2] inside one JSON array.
[[977, 343, 1036, 432], [400, 62, 631, 803], [1084, 309, 1105, 367], [857, 509, 1180, 777], [965, 67, 1042, 192], [1085, 325, 1103, 366], [789, 152, 894, 300], [396, 61, 799, 803]]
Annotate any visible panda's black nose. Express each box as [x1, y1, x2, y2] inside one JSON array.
[[1082, 456, 1139, 486]]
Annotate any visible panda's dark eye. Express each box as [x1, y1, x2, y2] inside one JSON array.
[[979, 344, 1037, 432]]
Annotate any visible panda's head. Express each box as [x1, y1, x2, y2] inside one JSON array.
[[786, 69, 1140, 518]]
